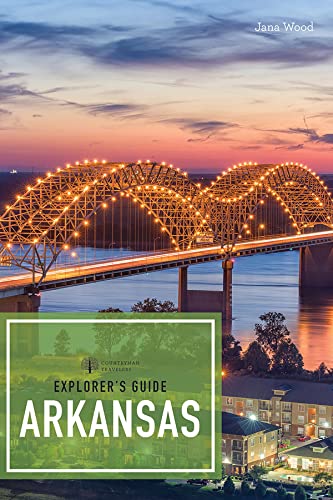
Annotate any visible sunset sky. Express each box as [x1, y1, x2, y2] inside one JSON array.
[[0, 0, 333, 172]]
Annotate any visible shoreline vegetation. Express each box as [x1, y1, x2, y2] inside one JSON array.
[[101, 299, 331, 382]]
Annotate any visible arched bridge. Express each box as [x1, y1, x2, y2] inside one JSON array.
[[0, 160, 333, 283]]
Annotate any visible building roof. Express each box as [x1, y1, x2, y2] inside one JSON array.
[[223, 375, 333, 406], [222, 411, 279, 436], [287, 437, 333, 460]]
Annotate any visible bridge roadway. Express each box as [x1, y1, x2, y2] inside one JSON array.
[[1, 230, 333, 298]]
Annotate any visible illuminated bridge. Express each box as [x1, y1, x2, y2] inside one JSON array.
[[1, 160, 333, 318]]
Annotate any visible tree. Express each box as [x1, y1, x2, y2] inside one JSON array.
[[98, 307, 123, 313], [222, 334, 243, 371], [94, 320, 122, 357], [241, 480, 251, 496], [295, 486, 307, 500], [250, 465, 267, 480], [223, 476, 235, 496], [276, 485, 287, 499], [313, 362, 328, 381], [53, 329, 71, 356], [314, 471, 332, 483], [243, 341, 270, 374], [254, 312, 290, 355], [271, 339, 304, 375], [255, 479, 267, 499], [131, 297, 177, 312]]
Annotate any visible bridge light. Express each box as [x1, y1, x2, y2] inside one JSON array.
[[84, 159, 89, 164], [84, 220, 89, 226], [27, 185, 31, 191], [33, 238, 38, 244], [74, 232, 79, 237], [249, 215, 254, 219], [66, 163, 71, 168], [102, 160, 107, 164], [161, 227, 166, 232], [259, 224, 265, 229], [93, 159, 98, 163], [71, 252, 77, 257], [246, 230, 251, 234], [5, 205, 10, 209], [244, 224, 248, 229], [6, 243, 11, 248], [102, 203, 107, 208]]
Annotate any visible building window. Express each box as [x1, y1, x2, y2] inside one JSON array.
[[232, 440, 242, 450], [283, 402, 291, 411], [297, 427, 304, 435], [284, 424, 291, 433], [319, 418, 327, 426], [319, 406, 327, 415], [232, 451, 243, 463], [259, 436, 262, 444], [250, 438, 255, 447], [298, 415, 305, 424], [226, 397, 233, 405], [250, 451, 254, 458], [298, 404, 305, 412], [246, 399, 253, 408]]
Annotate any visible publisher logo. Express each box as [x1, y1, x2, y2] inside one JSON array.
[[81, 357, 99, 374]]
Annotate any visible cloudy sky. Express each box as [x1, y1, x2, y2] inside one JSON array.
[[0, 0, 333, 171]]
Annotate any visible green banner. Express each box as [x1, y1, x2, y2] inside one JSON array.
[[0, 312, 221, 479]]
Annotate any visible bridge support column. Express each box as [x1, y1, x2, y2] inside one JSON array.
[[0, 293, 41, 313], [222, 259, 233, 322], [178, 266, 188, 312], [300, 244, 333, 289]]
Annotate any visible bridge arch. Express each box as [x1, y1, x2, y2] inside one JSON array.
[[0, 161, 212, 279], [208, 162, 333, 248], [0, 159, 332, 282]]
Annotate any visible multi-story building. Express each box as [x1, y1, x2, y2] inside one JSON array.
[[222, 375, 333, 438], [286, 437, 333, 473], [222, 411, 280, 475]]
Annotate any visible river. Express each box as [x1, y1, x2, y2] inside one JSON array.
[[28, 247, 333, 370]]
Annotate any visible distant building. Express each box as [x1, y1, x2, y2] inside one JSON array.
[[286, 437, 333, 473], [222, 411, 280, 475], [222, 375, 333, 439]]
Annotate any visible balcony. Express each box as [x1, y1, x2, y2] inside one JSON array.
[[259, 402, 271, 411]]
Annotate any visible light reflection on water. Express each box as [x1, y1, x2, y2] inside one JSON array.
[[2, 247, 332, 369]]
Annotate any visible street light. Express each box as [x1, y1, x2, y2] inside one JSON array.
[[153, 236, 161, 252]]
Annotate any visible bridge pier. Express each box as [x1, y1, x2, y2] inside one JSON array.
[[0, 292, 41, 313], [300, 243, 333, 289], [177, 259, 233, 324]]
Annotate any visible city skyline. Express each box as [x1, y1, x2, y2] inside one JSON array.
[[0, 0, 333, 171]]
